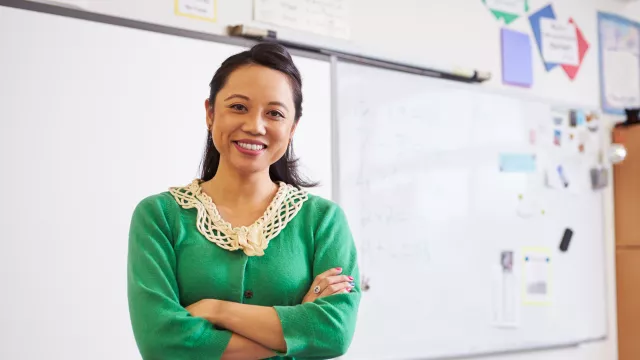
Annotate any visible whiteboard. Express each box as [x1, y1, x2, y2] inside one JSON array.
[[0, 5, 331, 360], [335, 61, 608, 360]]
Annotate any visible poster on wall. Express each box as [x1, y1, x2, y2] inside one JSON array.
[[598, 12, 640, 115], [528, 4, 589, 80]]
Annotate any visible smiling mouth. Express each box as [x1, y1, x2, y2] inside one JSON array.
[[233, 141, 267, 151]]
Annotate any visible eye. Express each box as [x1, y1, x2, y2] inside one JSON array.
[[267, 110, 285, 119], [229, 103, 248, 112]]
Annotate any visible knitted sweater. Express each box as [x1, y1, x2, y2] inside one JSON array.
[[126, 183, 361, 360]]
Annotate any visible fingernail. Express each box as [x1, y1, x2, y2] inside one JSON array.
[[349, 282, 356, 287], [347, 287, 353, 292], [336, 267, 342, 272], [348, 276, 354, 281]]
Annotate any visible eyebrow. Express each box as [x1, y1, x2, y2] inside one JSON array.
[[223, 94, 289, 112], [268, 101, 289, 111], [224, 94, 250, 101]]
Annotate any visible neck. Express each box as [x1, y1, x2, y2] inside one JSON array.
[[203, 161, 277, 207]]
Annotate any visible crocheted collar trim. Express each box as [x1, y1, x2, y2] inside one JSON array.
[[169, 179, 308, 256]]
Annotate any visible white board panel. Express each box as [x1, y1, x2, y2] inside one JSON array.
[[0, 5, 331, 359], [335, 61, 608, 360]]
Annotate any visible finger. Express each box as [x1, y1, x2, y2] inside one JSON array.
[[312, 267, 343, 287], [319, 275, 354, 291], [320, 280, 356, 297], [314, 267, 343, 282]]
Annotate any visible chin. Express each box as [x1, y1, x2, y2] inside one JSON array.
[[231, 161, 270, 176]]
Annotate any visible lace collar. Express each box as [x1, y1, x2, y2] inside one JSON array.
[[169, 179, 309, 256]]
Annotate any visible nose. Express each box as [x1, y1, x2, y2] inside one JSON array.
[[242, 111, 267, 136]]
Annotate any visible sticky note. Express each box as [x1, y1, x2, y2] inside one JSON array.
[[499, 153, 536, 173]]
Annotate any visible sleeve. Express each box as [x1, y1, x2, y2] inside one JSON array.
[[127, 195, 233, 360], [273, 200, 361, 359]]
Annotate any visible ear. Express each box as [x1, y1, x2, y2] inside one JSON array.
[[204, 98, 213, 129], [289, 121, 298, 142]]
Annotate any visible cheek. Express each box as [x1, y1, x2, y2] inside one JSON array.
[[210, 116, 233, 150], [267, 126, 293, 157]]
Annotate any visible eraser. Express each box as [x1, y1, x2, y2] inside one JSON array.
[[559, 228, 573, 252]]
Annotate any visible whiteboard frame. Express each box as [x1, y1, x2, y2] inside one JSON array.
[[1, 0, 610, 358], [0, 0, 330, 63]]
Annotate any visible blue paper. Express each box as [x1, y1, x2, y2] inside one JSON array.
[[529, 4, 558, 71], [499, 153, 537, 173], [501, 28, 533, 87], [576, 110, 586, 126]]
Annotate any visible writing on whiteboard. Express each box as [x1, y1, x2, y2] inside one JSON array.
[[254, 0, 350, 39]]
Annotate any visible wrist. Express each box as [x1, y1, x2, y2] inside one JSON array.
[[204, 299, 221, 324]]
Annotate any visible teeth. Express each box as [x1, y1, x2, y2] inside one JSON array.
[[237, 142, 265, 151]]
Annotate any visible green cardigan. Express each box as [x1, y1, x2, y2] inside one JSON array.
[[127, 189, 361, 360]]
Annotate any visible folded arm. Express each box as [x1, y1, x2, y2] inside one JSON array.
[[193, 201, 361, 359], [127, 196, 275, 360]]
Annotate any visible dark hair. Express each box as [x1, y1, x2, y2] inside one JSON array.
[[200, 42, 317, 188]]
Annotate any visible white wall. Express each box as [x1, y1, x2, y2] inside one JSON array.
[[27, 0, 640, 359]]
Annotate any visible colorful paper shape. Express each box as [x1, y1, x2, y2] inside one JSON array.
[[529, 4, 589, 79], [529, 4, 558, 71], [483, 0, 530, 25], [561, 18, 590, 80], [501, 28, 533, 87]]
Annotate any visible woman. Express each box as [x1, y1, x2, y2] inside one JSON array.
[[127, 43, 360, 360]]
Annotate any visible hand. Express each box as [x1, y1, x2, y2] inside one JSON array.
[[186, 299, 220, 323], [302, 267, 355, 304]]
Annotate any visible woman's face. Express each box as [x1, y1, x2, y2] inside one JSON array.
[[205, 64, 297, 177]]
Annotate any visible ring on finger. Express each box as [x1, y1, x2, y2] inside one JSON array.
[[313, 285, 321, 294]]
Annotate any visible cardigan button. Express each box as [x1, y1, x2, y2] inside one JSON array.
[[244, 290, 254, 299]]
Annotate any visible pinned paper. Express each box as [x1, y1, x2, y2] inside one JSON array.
[[529, 129, 536, 145], [587, 112, 599, 132], [590, 167, 609, 189], [569, 110, 577, 127], [522, 248, 552, 305], [499, 153, 536, 173], [492, 250, 519, 328], [576, 110, 586, 126], [552, 109, 567, 126], [554, 130, 562, 146], [175, 0, 216, 21], [545, 162, 590, 193], [545, 164, 569, 189]]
